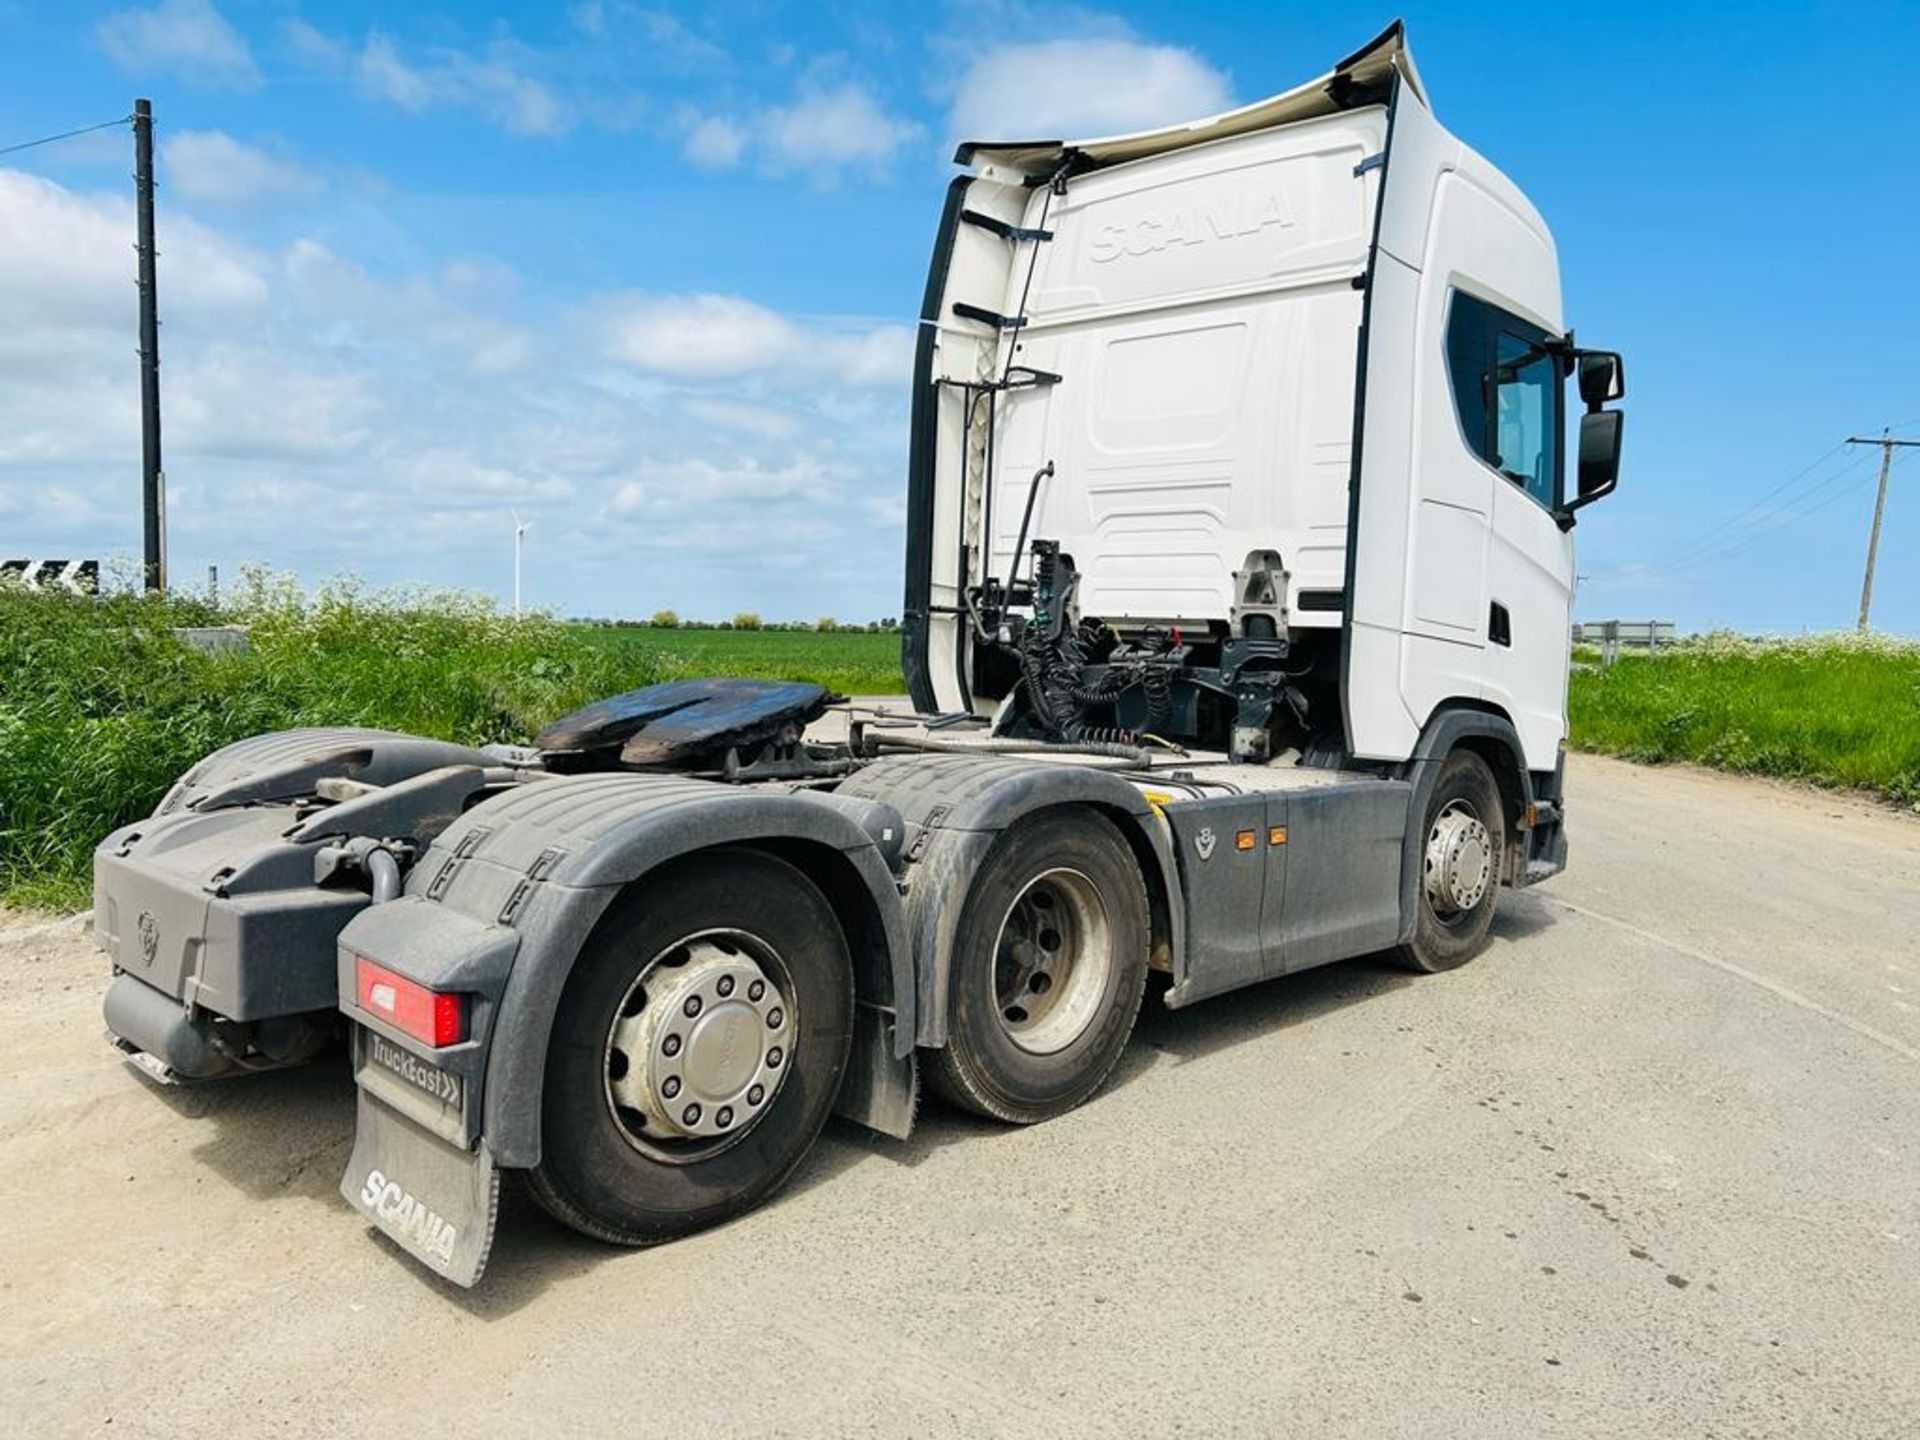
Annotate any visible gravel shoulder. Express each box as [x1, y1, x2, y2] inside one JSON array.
[[3, 753, 1916, 1439]]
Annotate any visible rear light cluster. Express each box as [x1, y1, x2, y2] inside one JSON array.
[[354, 956, 467, 1047]]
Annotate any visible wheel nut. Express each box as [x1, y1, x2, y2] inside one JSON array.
[[717, 975, 735, 997], [682, 1103, 701, 1126], [766, 1007, 784, 1029], [684, 995, 703, 1018], [663, 1034, 682, 1057], [715, 1106, 734, 1128], [767, 1046, 783, 1068], [748, 980, 765, 1002], [747, 1084, 765, 1105], [662, 1075, 681, 1098]]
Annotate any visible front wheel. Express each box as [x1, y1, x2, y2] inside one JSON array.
[[527, 850, 853, 1245], [927, 808, 1150, 1124], [1394, 749, 1507, 974]]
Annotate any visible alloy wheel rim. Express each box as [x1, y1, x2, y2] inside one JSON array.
[[991, 867, 1114, 1055], [1424, 799, 1493, 922], [603, 928, 795, 1162]]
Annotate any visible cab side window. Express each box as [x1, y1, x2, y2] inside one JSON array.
[[1444, 290, 1563, 509]]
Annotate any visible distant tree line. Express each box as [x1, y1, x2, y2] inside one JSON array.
[[584, 610, 900, 633]]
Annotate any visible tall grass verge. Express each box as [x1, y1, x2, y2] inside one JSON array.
[[1568, 631, 1920, 807], [0, 575, 653, 910]]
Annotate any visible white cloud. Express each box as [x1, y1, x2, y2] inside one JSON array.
[[0, 170, 267, 332], [281, 239, 533, 379], [683, 115, 748, 169], [0, 167, 912, 622], [166, 343, 380, 462], [282, 17, 348, 70], [947, 37, 1232, 146], [162, 130, 320, 207], [759, 85, 922, 178], [96, 0, 259, 88], [601, 292, 911, 387], [448, 49, 567, 136], [603, 294, 801, 378], [357, 34, 434, 110], [682, 397, 804, 441], [354, 32, 568, 136], [679, 84, 920, 182], [834, 327, 917, 388], [611, 457, 835, 513], [634, 8, 729, 69]]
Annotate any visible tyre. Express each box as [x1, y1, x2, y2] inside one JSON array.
[[1394, 749, 1507, 974], [527, 849, 853, 1245], [927, 808, 1150, 1124]]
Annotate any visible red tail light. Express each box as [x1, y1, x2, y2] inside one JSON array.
[[355, 957, 466, 1047]]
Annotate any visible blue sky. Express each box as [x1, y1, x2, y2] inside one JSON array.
[[2, 1, 1917, 631]]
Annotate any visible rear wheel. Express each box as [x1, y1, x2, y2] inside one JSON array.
[[1394, 750, 1506, 974], [527, 850, 853, 1245], [927, 809, 1149, 1124]]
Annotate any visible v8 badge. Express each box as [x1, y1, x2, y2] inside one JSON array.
[[1195, 826, 1217, 861]]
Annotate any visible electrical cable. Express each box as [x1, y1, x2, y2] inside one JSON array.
[[994, 158, 1072, 387], [0, 115, 131, 158], [1655, 453, 1880, 575], [1588, 444, 1873, 581], [1650, 443, 1864, 571]]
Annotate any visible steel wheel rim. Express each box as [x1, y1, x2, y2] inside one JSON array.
[[602, 927, 796, 1165], [991, 867, 1114, 1055], [1423, 798, 1494, 926]]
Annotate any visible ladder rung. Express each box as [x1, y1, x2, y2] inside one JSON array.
[[959, 208, 1055, 244], [952, 302, 1028, 331]]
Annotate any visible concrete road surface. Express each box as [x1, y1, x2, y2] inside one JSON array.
[[3, 753, 1916, 1438]]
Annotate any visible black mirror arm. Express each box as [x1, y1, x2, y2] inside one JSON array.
[[1554, 475, 1619, 531]]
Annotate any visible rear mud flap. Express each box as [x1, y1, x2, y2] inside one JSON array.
[[342, 1090, 499, 1288], [834, 1002, 918, 1139]]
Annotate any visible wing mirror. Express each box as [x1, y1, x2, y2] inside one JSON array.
[[1577, 350, 1624, 407], [1556, 348, 1626, 530]]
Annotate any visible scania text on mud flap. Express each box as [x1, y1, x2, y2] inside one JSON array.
[[93, 25, 1622, 1286]]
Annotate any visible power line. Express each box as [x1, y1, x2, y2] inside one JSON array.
[[1646, 447, 1874, 574], [1583, 446, 1879, 585], [0, 114, 131, 159], [1636, 441, 1858, 574], [1671, 457, 1884, 573]]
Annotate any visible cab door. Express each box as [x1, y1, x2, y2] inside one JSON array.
[[1342, 72, 1570, 770], [1478, 320, 1576, 763]]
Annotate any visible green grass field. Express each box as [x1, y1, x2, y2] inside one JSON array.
[[583, 625, 904, 696], [6, 581, 1913, 913]]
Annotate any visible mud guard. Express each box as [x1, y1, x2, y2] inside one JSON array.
[[342, 1090, 500, 1288], [403, 773, 915, 1168], [834, 753, 1184, 1048]]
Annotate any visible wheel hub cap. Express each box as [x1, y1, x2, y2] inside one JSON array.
[[1425, 805, 1493, 913], [993, 867, 1113, 1056], [608, 935, 794, 1142]]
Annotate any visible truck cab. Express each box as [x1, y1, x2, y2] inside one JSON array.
[[903, 21, 1622, 782]]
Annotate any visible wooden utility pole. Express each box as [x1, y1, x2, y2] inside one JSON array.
[[1846, 431, 1919, 632], [133, 97, 165, 593]]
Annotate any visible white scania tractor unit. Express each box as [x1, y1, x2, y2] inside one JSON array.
[[92, 25, 1623, 1286]]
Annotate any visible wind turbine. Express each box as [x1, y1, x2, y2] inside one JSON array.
[[512, 510, 530, 618]]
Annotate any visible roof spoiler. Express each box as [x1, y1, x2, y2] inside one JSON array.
[[953, 19, 1424, 176]]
